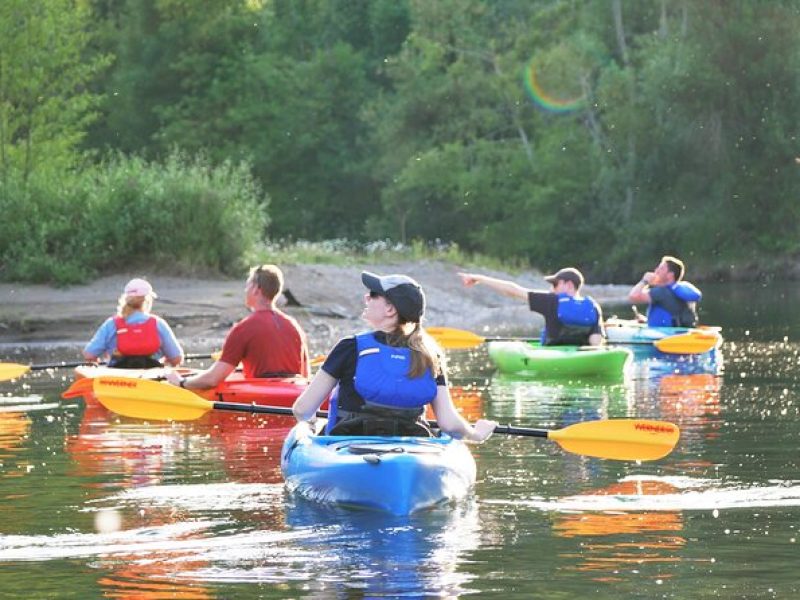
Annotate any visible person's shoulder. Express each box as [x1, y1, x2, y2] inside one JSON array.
[[530, 290, 557, 304], [335, 334, 358, 348], [649, 285, 670, 298]]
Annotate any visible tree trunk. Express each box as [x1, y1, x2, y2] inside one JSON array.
[[612, 0, 629, 65], [659, 0, 669, 37]]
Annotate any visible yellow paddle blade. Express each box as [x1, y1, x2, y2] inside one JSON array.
[[92, 377, 214, 421], [0, 363, 31, 381], [310, 354, 327, 367], [654, 332, 720, 354], [548, 419, 680, 461], [426, 327, 486, 349], [211, 351, 222, 361]]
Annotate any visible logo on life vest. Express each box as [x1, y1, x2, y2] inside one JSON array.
[[634, 423, 675, 434], [390, 354, 407, 360]]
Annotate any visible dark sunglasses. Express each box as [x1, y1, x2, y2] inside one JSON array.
[[368, 291, 384, 299]]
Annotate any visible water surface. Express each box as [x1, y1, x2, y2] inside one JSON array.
[[0, 283, 797, 598]]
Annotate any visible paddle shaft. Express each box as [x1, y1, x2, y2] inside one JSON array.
[[16, 354, 217, 372], [211, 402, 548, 437]]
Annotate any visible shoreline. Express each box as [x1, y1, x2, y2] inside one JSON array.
[[0, 262, 632, 362]]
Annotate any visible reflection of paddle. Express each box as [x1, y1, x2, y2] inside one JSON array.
[[0, 353, 220, 382], [90, 377, 680, 461], [653, 332, 720, 354]]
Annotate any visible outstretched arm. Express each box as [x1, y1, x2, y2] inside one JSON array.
[[459, 272, 530, 301], [168, 360, 235, 390]]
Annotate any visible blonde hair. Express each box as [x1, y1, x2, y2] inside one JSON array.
[[116, 294, 152, 318], [386, 323, 443, 379]]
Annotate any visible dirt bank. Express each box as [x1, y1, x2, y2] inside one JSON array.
[[0, 262, 631, 361]]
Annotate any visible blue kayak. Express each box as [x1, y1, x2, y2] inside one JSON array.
[[604, 318, 723, 346], [280, 422, 476, 515]]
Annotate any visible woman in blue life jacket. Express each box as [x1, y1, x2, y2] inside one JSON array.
[[628, 256, 701, 328], [459, 267, 605, 346], [292, 272, 498, 440], [83, 278, 184, 369]]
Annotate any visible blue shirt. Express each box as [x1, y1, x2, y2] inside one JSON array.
[[84, 311, 183, 360]]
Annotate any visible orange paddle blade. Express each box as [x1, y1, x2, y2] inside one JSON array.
[[61, 378, 94, 399]]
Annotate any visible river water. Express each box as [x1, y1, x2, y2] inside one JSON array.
[[0, 283, 798, 598]]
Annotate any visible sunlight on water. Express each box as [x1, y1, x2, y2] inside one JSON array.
[[485, 475, 800, 511], [1, 306, 800, 597], [101, 482, 286, 512], [0, 521, 321, 563]]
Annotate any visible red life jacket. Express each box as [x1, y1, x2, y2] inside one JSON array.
[[113, 316, 160, 356]]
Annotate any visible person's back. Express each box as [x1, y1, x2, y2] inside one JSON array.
[[168, 264, 309, 391], [545, 292, 603, 345], [219, 308, 307, 378], [83, 278, 184, 368]]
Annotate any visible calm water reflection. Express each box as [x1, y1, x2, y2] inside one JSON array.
[[1, 284, 799, 597]]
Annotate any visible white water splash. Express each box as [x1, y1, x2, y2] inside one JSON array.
[[0, 403, 60, 413], [0, 522, 317, 562], [484, 476, 800, 512], [95, 482, 286, 512]]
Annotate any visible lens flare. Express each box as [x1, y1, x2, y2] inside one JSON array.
[[523, 57, 586, 114]]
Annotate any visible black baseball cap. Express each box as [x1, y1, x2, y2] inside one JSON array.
[[361, 271, 426, 322]]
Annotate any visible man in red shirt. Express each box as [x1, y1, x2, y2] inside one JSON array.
[[169, 265, 310, 389]]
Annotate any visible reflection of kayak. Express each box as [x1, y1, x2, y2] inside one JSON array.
[[281, 422, 476, 516], [605, 318, 723, 348], [73, 365, 313, 408], [487, 341, 631, 380]]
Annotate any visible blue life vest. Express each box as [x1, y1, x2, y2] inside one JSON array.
[[353, 332, 438, 410], [542, 294, 599, 345], [671, 281, 702, 302], [647, 282, 700, 327]]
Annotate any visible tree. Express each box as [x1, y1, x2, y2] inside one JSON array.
[[0, 0, 108, 181]]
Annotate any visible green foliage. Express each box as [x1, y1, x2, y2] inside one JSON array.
[[6, 0, 800, 284], [84, 151, 269, 274], [0, 0, 110, 179], [252, 238, 527, 273], [0, 152, 268, 284]]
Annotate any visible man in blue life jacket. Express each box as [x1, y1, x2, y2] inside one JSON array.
[[628, 255, 701, 327], [459, 267, 604, 346]]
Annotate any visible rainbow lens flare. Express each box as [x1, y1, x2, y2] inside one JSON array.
[[523, 57, 586, 114]]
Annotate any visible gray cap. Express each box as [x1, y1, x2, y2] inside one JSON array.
[[544, 267, 584, 289], [361, 271, 425, 322]]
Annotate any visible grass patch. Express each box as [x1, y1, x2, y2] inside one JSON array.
[[249, 238, 530, 273]]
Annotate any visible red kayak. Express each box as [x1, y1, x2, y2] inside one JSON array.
[[69, 365, 316, 409]]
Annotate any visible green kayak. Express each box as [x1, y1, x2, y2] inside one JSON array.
[[487, 341, 632, 380]]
